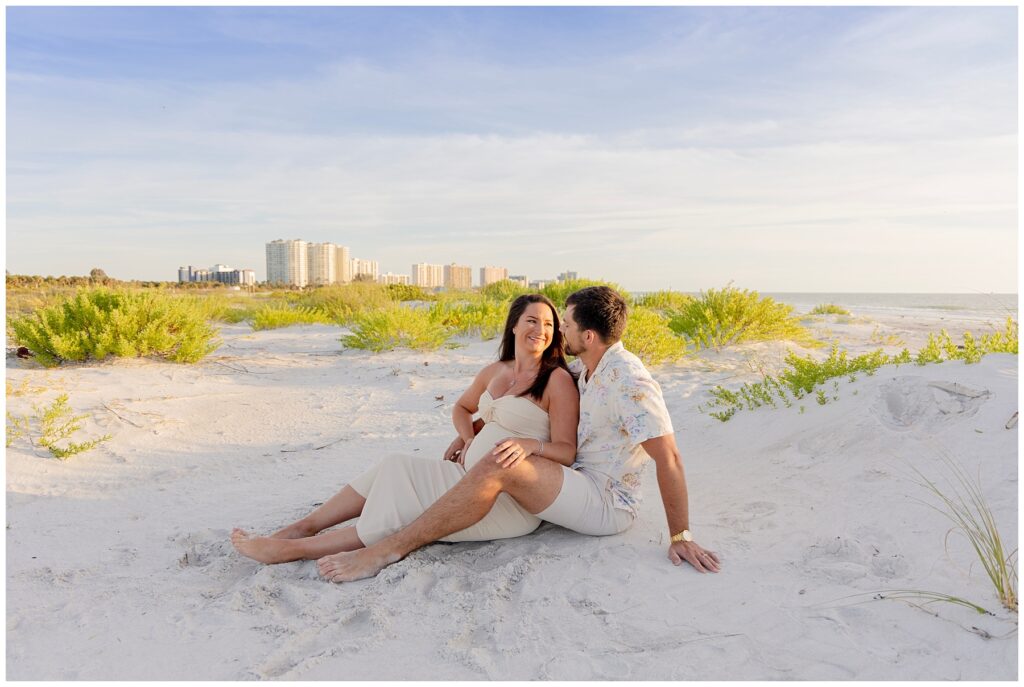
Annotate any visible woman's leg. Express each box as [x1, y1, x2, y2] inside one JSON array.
[[232, 525, 365, 564], [270, 485, 368, 539]]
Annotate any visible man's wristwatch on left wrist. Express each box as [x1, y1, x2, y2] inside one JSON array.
[[670, 529, 693, 543]]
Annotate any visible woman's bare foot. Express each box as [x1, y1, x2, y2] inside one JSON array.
[[231, 528, 302, 564], [316, 546, 401, 583]]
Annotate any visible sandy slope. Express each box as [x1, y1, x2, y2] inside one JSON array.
[[5, 311, 1018, 680]]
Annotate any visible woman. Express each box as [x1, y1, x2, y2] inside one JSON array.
[[231, 294, 579, 567]]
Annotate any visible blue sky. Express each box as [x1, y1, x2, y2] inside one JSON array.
[[6, 6, 1018, 291]]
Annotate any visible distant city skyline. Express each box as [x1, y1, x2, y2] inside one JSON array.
[[6, 6, 1018, 292]]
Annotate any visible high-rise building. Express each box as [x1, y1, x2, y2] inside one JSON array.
[[509, 274, 529, 288], [557, 270, 578, 282], [335, 245, 352, 284], [380, 272, 411, 286], [177, 264, 255, 286], [351, 258, 380, 282], [443, 263, 472, 290], [307, 243, 337, 286], [412, 263, 445, 289], [266, 239, 309, 287], [480, 265, 509, 287]]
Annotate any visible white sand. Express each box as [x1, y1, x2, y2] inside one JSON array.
[[5, 310, 1018, 679]]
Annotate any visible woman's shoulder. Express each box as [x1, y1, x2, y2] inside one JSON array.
[[546, 366, 578, 393], [477, 360, 510, 381]]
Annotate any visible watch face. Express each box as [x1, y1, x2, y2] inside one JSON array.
[[682, 530, 693, 542]]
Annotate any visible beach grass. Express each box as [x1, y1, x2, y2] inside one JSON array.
[[479, 279, 532, 302], [251, 305, 334, 331], [8, 288, 220, 366], [294, 283, 396, 323], [810, 303, 851, 316], [540, 278, 627, 308], [668, 286, 818, 350], [911, 455, 1018, 612], [342, 305, 452, 352], [867, 589, 993, 615], [634, 290, 695, 315], [428, 299, 507, 340]]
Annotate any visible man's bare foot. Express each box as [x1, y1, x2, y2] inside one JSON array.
[[316, 546, 401, 583], [270, 521, 317, 539], [231, 528, 302, 564]]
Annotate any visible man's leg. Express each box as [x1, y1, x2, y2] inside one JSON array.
[[317, 456, 565, 582]]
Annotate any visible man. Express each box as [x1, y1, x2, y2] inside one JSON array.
[[318, 286, 720, 582]]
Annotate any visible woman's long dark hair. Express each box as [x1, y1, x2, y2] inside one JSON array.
[[497, 294, 572, 401]]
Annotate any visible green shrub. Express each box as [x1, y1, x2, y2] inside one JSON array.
[[7, 393, 111, 459], [779, 344, 890, 397], [541, 278, 628, 308], [702, 321, 1020, 422], [387, 283, 434, 302], [668, 286, 817, 350], [810, 303, 851, 316], [621, 307, 688, 367], [980, 317, 1018, 355], [634, 290, 694, 315], [251, 305, 333, 331], [342, 306, 451, 352], [298, 283, 394, 322], [36, 394, 111, 459], [479, 279, 531, 302], [8, 288, 219, 366], [428, 300, 507, 340], [192, 293, 259, 324]]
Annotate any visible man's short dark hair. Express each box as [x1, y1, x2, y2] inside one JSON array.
[[565, 286, 628, 344]]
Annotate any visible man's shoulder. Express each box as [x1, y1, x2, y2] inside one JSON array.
[[608, 344, 658, 384]]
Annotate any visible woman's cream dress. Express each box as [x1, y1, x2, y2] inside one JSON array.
[[348, 390, 549, 546]]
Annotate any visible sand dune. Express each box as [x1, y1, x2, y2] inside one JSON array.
[[5, 311, 1017, 679]]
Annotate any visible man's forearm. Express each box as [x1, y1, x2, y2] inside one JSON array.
[[653, 450, 690, 535]]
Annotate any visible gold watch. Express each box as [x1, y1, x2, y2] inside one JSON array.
[[670, 529, 693, 543]]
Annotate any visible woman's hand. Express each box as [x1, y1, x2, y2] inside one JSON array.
[[491, 437, 535, 469], [443, 436, 465, 462], [444, 436, 474, 465]]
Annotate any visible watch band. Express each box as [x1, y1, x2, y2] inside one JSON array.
[[670, 529, 693, 543]]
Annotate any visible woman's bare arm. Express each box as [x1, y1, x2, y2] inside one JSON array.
[[491, 367, 579, 468], [452, 362, 503, 442]]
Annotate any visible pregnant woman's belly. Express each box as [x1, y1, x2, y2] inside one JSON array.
[[463, 420, 549, 471]]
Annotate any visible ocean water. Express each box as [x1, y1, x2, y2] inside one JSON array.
[[633, 292, 1018, 324], [765, 293, 1018, 322]]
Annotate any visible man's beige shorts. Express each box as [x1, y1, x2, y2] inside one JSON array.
[[536, 466, 634, 536]]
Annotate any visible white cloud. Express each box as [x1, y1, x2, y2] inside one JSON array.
[[6, 7, 1017, 291]]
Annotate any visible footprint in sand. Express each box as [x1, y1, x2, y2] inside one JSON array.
[[718, 501, 778, 533], [541, 651, 631, 680], [873, 377, 990, 431], [800, 535, 908, 584]]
